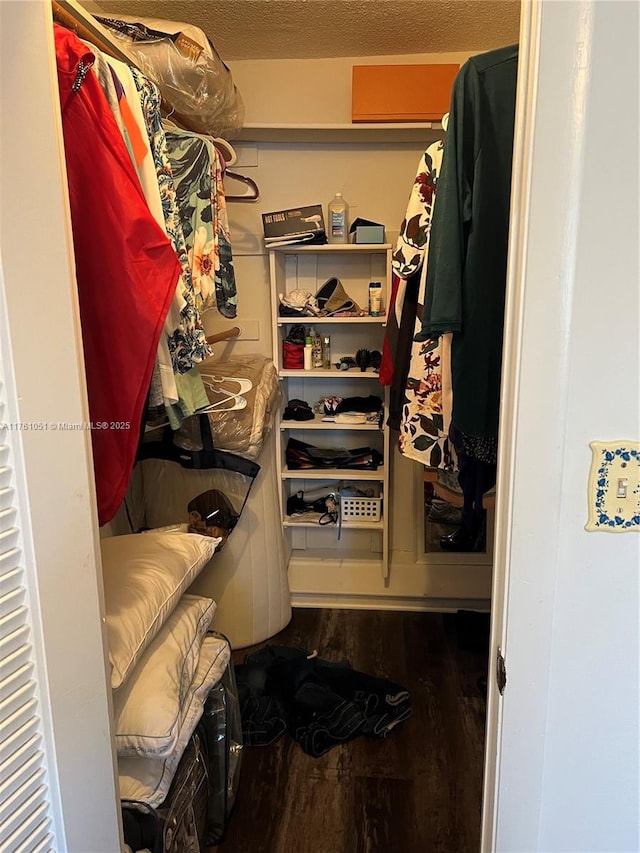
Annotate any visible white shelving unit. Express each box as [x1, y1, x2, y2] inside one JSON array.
[[269, 243, 392, 580]]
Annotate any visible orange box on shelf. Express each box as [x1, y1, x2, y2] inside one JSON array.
[[351, 64, 459, 123]]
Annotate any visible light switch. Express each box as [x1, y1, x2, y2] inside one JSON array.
[[586, 441, 640, 532], [616, 478, 629, 499]]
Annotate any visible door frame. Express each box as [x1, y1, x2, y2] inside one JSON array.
[[480, 0, 542, 846], [482, 0, 597, 848]]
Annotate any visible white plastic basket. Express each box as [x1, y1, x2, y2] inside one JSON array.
[[340, 495, 382, 522]]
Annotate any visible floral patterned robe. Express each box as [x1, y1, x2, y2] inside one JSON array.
[[165, 129, 238, 319], [391, 139, 456, 471], [131, 69, 212, 373]]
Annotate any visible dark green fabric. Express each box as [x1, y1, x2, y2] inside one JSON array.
[[417, 45, 519, 440]]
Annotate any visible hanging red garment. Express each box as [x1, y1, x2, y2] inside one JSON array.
[[54, 25, 181, 524], [379, 272, 403, 386]]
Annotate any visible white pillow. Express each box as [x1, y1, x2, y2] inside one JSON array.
[[101, 531, 220, 689], [118, 633, 230, 808], [113, 594, 216, 757]]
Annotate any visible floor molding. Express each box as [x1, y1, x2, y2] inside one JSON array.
[[290, 592, 491, 612]]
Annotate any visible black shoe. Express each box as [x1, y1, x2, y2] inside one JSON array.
[[439, 525, 477, 552]]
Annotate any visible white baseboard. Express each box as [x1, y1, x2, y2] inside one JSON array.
[[290, 591, 490, 612], [287, 553, 492, 609]]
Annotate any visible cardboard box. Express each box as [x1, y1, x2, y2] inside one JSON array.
[[352, 64, 459, 123], [262, 204, 327, 246], [349, 217, 385, 244]]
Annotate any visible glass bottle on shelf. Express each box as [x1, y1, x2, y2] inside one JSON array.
[[312, 328, 324, 369]]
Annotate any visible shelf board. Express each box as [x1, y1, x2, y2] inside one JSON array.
[[283, 516, 384, 530], [236, 122, 442, 143], [280, 414, 381, 431], [270, 243, 391, 254], [280, 368, 381, 379], [277, 316, 386, 326], [281, 466, 383, 480]]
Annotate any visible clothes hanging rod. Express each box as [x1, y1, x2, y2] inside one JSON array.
[[52, 0, 133, 64], [205, 326, 241, 345]]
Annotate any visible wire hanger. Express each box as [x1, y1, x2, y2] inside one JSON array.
[[201, 373, 253, 397], [224, 170, 260, 202], [198, 388, 248, 413], [212, 138, 237, 167]]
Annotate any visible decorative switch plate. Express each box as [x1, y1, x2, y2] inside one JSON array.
[[586, 441, 640, 532]]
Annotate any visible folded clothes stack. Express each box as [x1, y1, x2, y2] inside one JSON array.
[[282, 398, 315, 421], [320, 394, 384, 425]]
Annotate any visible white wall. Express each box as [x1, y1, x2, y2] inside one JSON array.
[[0, 3, 122, 849], [490, 1, 640, 849], [537, 2, 639, 847], [230, 51, 475, 124]]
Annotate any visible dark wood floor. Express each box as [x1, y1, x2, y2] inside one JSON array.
[[217, 608, 488, 853]]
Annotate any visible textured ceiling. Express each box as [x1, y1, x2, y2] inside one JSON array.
[[94, 0, 521, 60]]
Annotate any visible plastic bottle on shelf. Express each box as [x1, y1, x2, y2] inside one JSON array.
[[328, 192, 348, 244], [368, 281, 382, 316], [322, 335, 331, 369], [304, 329, 313, 370]]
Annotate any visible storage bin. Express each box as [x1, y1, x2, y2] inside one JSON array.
[[351, 64, 459, 122], [340, 496, 382, 522], [340, 485, 382, 522]]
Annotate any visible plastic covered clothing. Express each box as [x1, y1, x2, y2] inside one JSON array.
[[195, 356, 280, 459], [54, 25, 181, 524], [95, 14, 244, 139]]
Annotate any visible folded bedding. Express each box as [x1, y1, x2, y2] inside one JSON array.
[[118, 633, 231, 808], [101, 530, 221, 689], [113, 594, 216, 757]]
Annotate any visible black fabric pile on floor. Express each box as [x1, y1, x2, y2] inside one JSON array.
[[235, 645, 411, 757]]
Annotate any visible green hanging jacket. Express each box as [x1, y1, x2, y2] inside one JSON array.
[[417, 44, 519, 441]]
